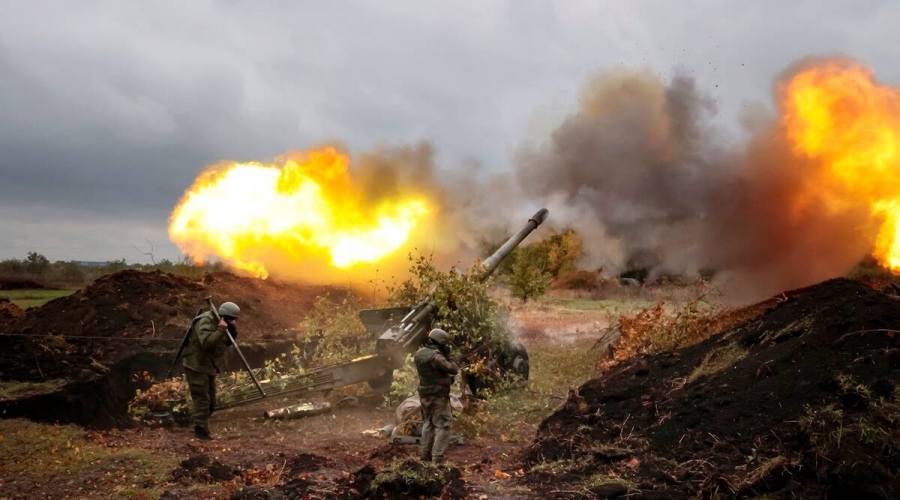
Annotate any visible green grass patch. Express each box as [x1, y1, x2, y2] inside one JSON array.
[[543, 297, 655, 314], [0, 289, 75, 308], [456, 338, 598, 441], [688, 341, 748, 383], [543, 297, 606, 310]]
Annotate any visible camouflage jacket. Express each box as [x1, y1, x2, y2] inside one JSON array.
[[414, 346, 459, 397], [182, 311, 230, 375]]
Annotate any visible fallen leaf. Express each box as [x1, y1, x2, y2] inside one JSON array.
[[494, 470, 511, 479]]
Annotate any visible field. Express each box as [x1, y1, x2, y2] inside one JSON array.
[[1, 270, 899, 498], [0, 289, 75, 309]]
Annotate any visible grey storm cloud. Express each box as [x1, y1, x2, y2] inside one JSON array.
[[0, 0, 898, 272]]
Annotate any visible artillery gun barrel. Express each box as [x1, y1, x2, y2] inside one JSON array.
[[480, 208, 549, 279]]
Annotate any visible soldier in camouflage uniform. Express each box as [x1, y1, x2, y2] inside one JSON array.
[[414, 328, 459, 463], [183, 301, 240, 440]]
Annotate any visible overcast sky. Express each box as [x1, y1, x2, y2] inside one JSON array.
[[0, 0, 896, 263]]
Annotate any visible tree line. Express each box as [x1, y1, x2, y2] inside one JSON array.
[[0, 252, 227, 288]]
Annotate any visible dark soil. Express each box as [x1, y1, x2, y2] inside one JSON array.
[[172, 453, 238, 483], [0, 298, 23, 321], [161, 446, 469, 500], [524, 277, 900, 499], [229, 462, 372, 500]]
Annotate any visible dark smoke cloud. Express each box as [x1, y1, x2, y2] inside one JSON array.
[[516, 63, 879, 301]]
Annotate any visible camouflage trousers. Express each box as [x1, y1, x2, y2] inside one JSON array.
[[419, 393, 453, 462], [185, 367, 217, 432]]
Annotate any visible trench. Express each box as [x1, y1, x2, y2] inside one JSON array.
[[0, 340, 298, 428]]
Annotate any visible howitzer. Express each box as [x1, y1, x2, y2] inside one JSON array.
[[369, 207, 549, 366], [217, 208, 549, 411]]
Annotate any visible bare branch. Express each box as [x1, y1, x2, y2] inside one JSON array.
[[132, 238, 155, 264]]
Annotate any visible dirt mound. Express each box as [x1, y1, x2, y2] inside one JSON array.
[[285, 452, 329, 474], [0, 269, 354, 382], [172, 453, 237, 483], [4, 269, 351, 341], [366, 458, 466, 498], [857, 274, 900, 295], [229, 460, 375, 500], [0, 269, 357, 427], [0, 298, 24, 322], [525, 278, 900, 499]]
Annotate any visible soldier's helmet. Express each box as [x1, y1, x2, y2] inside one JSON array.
[[427, 328, 452, 347], [218, 302, 241, 319]]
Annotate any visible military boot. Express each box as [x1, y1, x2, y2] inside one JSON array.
[[193, 425, 213, 441]]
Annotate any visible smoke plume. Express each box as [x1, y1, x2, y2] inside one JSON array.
[[515, 60, 883, 300]]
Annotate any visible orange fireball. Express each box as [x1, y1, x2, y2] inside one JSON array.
[[781, 60, 900, 272], [169, 147, 431, 278]]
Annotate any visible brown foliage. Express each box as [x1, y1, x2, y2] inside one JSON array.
[[608, 300, 728, 361]]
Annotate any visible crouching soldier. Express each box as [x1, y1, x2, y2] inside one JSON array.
[[414, 328, 459, 463], [183, 301, 240, 440]]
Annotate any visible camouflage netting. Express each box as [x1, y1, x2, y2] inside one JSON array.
[[386, 253, 521, 388]]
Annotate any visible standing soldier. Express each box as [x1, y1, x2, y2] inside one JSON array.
[[414, 328, 459, 463], [183, 301, 240, 440]]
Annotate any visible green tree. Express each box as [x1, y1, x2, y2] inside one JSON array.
[[533, 228, 583, 278], [483, 228, 584, 281], [24, 252, 50, 275], [104, 259, 128, 273], [508, 247, 550, 302], [0, 258, 25, 275], [53, 261, 86, 284]]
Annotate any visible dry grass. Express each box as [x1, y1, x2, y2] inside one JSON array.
[[687, 341, 749, 384], [799, 376, 900, 453], [608, 299, 728, 362]]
